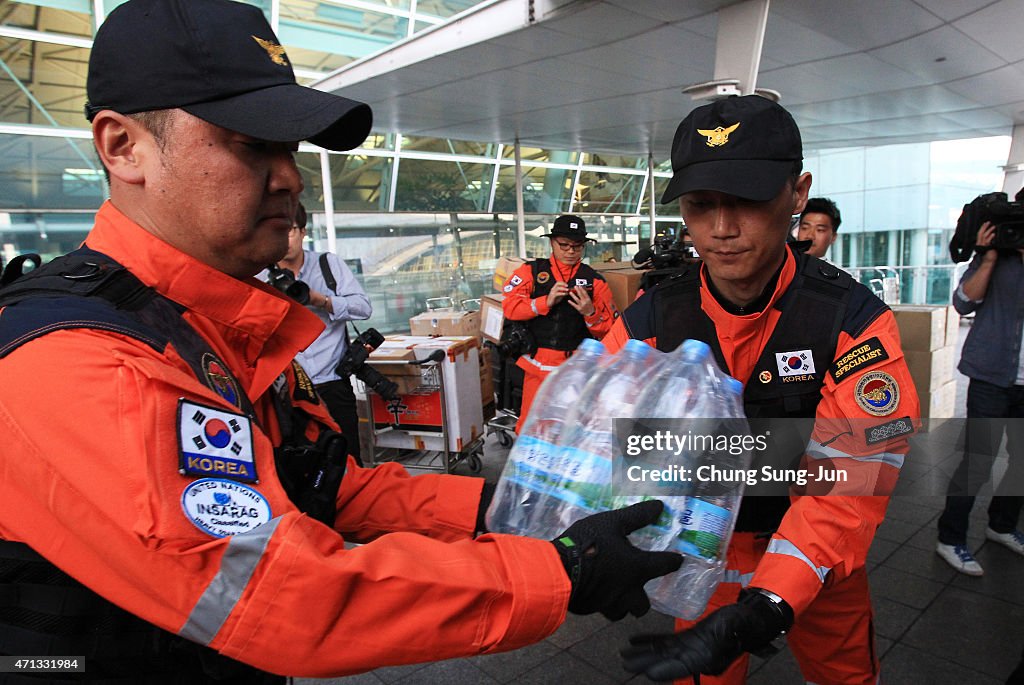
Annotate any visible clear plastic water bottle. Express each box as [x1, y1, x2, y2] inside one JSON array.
[[612, 340, 716, 554], [485, 338, 606, 536], [544, 339, 664, 534], [646, 375, 751, 619]]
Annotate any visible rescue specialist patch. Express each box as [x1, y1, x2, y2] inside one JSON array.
[[537, 271, 551, 284], [181, 478, 271, 538], [855, 371, 900, 416], [178, 399, 258, 483], [202, 353, 242, 408], [830, 336, 890, 384]]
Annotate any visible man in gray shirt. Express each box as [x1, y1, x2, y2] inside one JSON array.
[[937, 218, 1024, 575], [269, 202, 372, 463]]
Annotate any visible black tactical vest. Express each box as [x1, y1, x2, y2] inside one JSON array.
[[0, 248, 344, 683], [651, 252, 857, 532], [526, 259, 603, 351]]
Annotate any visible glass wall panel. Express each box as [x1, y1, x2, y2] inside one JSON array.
[[415, 0, 483, 19], [279, 0, 407, 54], [394, 158, 494, 211], [0, 133, 106, 210], [810, 147, 865, 195], [1, 1, 92, 36], [0, 38, 90, 127], [864, 143, 930, 190], [329, 152, 393, 212], [863, 184, 929, 232], [295, 150, 325, 214], [574, 169, 645, 214], [500, 145, 578, 166], [492, 164, 571, 214], [0, 211, 94, 267]]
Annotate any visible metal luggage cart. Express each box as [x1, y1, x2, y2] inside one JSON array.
[[486, 409, 517, 448], [363, 356, 484, 474], [484, 348, 523, 449]]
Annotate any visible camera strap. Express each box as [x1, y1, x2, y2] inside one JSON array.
[[319, 252, 337, 293]]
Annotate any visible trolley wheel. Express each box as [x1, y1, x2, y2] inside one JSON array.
[[497, 431, 514, 448], [468, 452, 483, 474]]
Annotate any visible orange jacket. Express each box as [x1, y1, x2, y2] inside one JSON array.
[[604, 250, 919, 616], [0, 202, 569, 677], [502, 257, 616, 375]]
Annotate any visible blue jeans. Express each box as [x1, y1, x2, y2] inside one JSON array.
[[937, 379, 1024, 545]]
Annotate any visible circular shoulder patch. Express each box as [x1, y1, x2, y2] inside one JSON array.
[[181, 478, 272, 538], [537, 271, 551, 284], [855, 371, 900, 416], [759, 370, 772, 384]]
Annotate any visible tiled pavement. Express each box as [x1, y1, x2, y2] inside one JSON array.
[[301, 320, 1024, 684]]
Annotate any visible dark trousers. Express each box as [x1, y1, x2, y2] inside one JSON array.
[[938, 379, 1024, 545], [316, 378, 362, 466]]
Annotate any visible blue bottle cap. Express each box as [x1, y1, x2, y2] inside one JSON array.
[[724, 377, 743, 395], [681, 339, 711, 361], [622, 338, 651, 358], [578, 338, 606, 355]]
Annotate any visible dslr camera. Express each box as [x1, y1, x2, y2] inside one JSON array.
[[631, 233, 698, 271], [267, 264, 311, 305], [949, 191, 1024, 262], [336, 327, 399, 401], [493, 321, 537, 360]]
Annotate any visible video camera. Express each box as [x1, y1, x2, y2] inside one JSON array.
[[949, 191, 1024, 262], [336, 327, 399, 401], [631, 233, 698, 271], [266, 264, 311, 305]]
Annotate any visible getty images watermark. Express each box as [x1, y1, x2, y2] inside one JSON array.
[[611, 417, 1024, 498]]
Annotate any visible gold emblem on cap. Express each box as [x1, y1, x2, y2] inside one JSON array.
[[696, 122, 740, 147], [252, 36, 289, 66]]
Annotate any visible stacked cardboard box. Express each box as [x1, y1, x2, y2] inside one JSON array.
[[891, 305, 960, 419], [479, 293, 505, 344], [590, 261, 645, 312], [409, 309, 480, 337]]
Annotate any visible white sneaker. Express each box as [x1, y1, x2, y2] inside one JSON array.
[[936, 542, 984, 576], [985, 528, 1024, 556]]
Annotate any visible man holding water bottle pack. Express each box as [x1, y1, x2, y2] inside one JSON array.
[[610, 95, 920, 685]]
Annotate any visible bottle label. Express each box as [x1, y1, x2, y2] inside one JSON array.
[[674, 499, 730, 560], [507, 436, 611, 511]]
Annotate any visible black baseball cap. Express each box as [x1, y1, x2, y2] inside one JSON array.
[[544, 215, 591, 243], [85, 0, 372, 151], [661, 95, 802, 204]]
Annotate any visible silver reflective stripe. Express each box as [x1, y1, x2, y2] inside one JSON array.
[[530, 299, 540, 315], [766, 538, 831, 584], [179, 517, 281, 645], [721, 569, 754, 587], [806, 441, 905, 469], [522, 355, 560, 372]]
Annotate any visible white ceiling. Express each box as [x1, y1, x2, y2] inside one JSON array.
[[315, 0, 1024, 162]]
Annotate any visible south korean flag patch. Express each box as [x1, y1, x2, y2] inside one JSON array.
[[776, 349, 816, 377], [178, 399, 258, 483]]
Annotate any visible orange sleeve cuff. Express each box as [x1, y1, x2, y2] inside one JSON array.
[[749, 551, 825, 617]]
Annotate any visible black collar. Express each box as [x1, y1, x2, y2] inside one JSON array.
[[705, 257, 786, 316]]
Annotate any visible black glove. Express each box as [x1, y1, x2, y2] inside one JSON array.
[[621, 587, 794, 681], [550, 500, 683, 621]]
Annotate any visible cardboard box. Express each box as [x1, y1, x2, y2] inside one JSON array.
[[480, 293, 506, 344], [903, 346, 956, 393], [602, 267, 645, 312], [369, 336, 484, 453], [589, 260, 634, 272], [493, 255, 526, 291], [409, 309, 480, 337], [945, 305, 961, 347], [892, 305, 947, 352], [366, 347, 422, 395], [923, 380, 957, 419]]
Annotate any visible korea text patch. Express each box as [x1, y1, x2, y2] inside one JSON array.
[[177, 399, 258, 483], [830, 336, 890, 384]]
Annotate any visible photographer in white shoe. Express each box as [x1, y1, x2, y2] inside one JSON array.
[[937, 200, 1024, 576]]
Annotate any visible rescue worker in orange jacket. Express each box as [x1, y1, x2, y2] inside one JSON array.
[[502, 215, 617, 432], [618, 96, 920, 685], [0, 1, 682, 681]]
